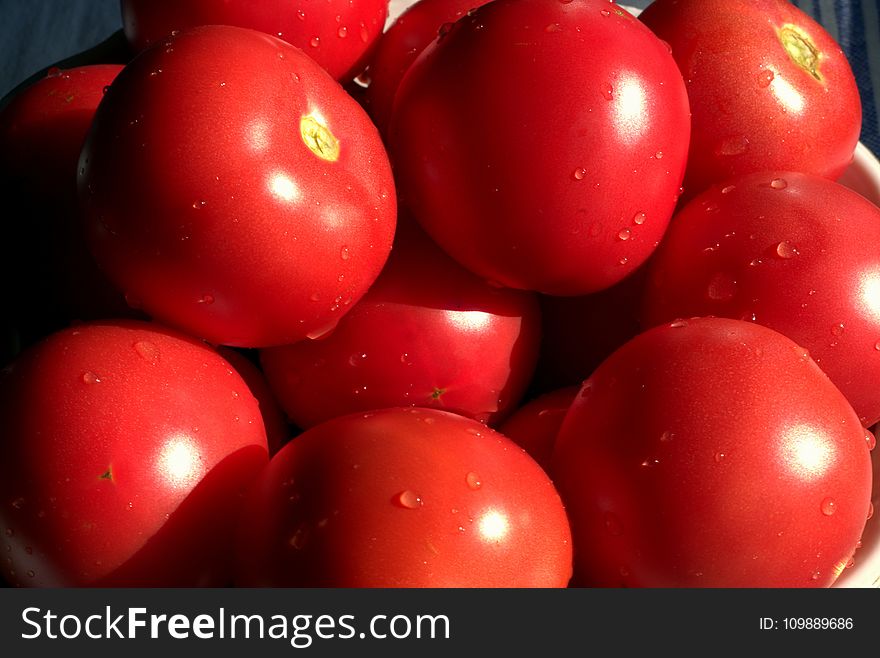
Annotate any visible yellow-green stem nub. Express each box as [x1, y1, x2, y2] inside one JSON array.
[[779, 24, 823, 82], [300, 114, 340, 162]]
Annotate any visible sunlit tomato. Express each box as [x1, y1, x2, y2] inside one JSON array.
[[121, 0, 389, 81], [389, 0, 689, 295], [0, 65, 134, 349], [362, 0, 494, 135], [79, 25, 396, 348], [639, 0, 860, 198], [259, 221, 540, 428], [235, 407, 572, 586], [642, 172, 880, 427], [0, 321, 269, 587], [497, 386, 578, 471], [552, 317, 873, 587]]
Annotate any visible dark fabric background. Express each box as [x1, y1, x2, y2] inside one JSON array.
[[0, 0, 877, 151]]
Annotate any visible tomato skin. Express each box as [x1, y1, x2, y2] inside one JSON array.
[[0, 321, 269, 587], [235, 407, 572, 587], [642, 172, 880, 427], [389, 0, 689, 295], [79, 25, 396, 348], [497, 386, 578, 471], [639, 0, 860, 198], [0, 65, 134, 347], [362, 0, 494, 135], [552, 317, 873, 588], [259, 221, 541, 428], [121, 0, 389, 81]]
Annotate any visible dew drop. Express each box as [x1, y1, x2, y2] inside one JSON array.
[[769, 177, 788, 190], [716, 135, 750, 156], [866, 429, 877, 451], [619, 256, 629, 265], [360, 24, 370, 42], [133, 341, 160, 364], [102, 85, 111, 95], [632, 211, 646, 225], [654, 150, 664, 159], [846, 555, 856, 569], [600, 8, 611, 16], [706, 272, 736, 301], [545, 22, 562, 32], [601, 82, 614, 100], [660, 430, 674, 442], [337, 26, 348, 38], [297, 9, 306, 20], [640, 457, 660, 468], [820, 497, 837, 516], [721, 185, 736, 194], [26, 570, 35, 578], [757, 69, 775, 88], [309, 37, 320, 48], [669, 319, 689, 328], [831, 323, 845, 337], [618, 228, 631, 241], [571, 167, 587, 181], [395, 490, 422, 509], [714, 452, 726, 463], [775, 240, 798, 259], [192, 200, 207, 209], [288, 524, 309, 550], [465, 472, 482, 490], [348, 353, 367, 367], [810, 571, 821, 581], [82, 371, 102, 385], [340, 246, 350, 260], [198, 294, 215, 305]]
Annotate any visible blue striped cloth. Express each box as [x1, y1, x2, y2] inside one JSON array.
[[0, 0, 878, 153]]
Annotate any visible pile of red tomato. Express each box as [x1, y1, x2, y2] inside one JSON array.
[[0, 0, 877, 588]]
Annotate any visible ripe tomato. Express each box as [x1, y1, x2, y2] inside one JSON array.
[[121, 0, 389, 81], [0, 321, 269, 587], [259, 221, 541, 428], [552, 317, 873, 587], [0, 65, 134, 349], [362, 0, 494, 135], [497, 386, 578, 471], [79, 25, 396, 348], [642, 171, 880, 427], [389, 0, 689, 295], [235, 407, 572, 586], [639, 0, 860, 198]]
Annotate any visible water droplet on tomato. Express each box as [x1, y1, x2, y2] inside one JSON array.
[[820, 497, 837, 516], [660, 430, 674, 442], [640, 457, 660, 467], [600, 8, 611, 16], [395, 490, 422, 509], [721, 185, 736, 194], [360, 24, 370, 42], [192, 200, 207, 209], [297, 9, 306, 20], [618, 228, 631, 241], [706, 272, 737, 301], [866, 429, 877, 451], [669, 319, 688, 328], [309, 37, 320, 48], [545, 22, 562, 32], [757, 69, 775, 88], [340, 246, 350, 260], [82, 371, 102, 385], [465, 472, 482, 490], [133, 341, 160, 364], [198, 294, 215, 305], [775, 241, 798, 259], [288, 524, 309, 550], [348, 353, 367, 367], [601, 82, 613, 100], [716, 135, 750, 156], [654, 150, 664, 159], [572, 167, 586, 181], [632, 211, 646, 225], [337, 26, 348, 38], [26, 570, 35, 578], [769, 177, 788, 190], [831, 323, 845, 337], [714, 452, 726, 463]]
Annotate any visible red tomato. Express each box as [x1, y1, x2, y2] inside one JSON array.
[[0, 65, 134, 347], [389, 0, 690, 295], [639, 0, 860, 198], [121, 0, 389, 81], [79, 25, 396, 348], [235, 407, 572, 586], [259, 221, 540, 428], [362, 0, 494, 135], [497, 386, 578, 471], [642, 172, 880, 427], [0, 321, 269, 587], [552, 317, 873, 587]]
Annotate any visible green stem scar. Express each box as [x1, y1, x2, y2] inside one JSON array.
[[778, 24, 823, 82], [300, 114, 340, 162], [99, 466, 114, 482]]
